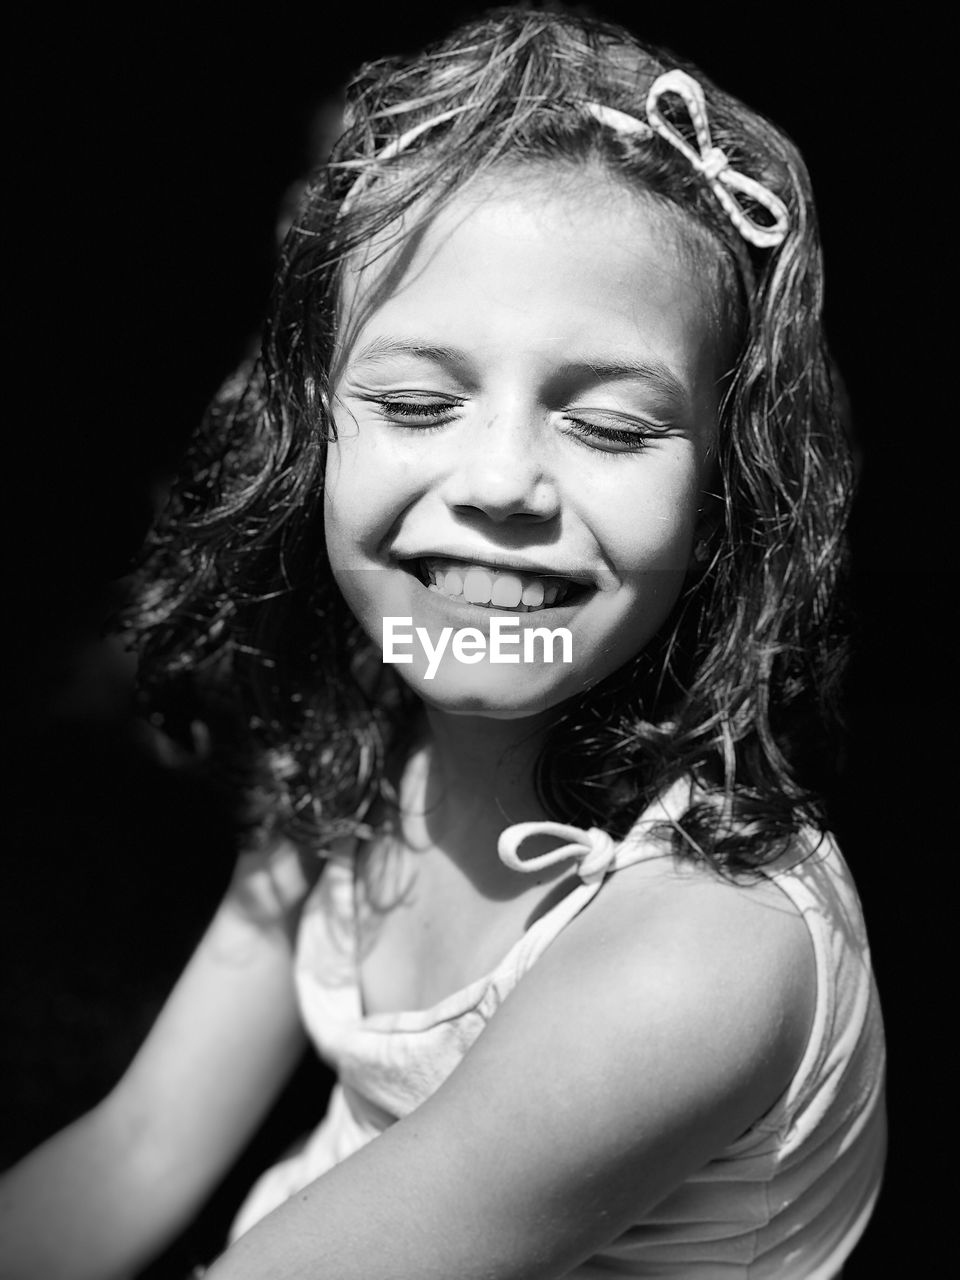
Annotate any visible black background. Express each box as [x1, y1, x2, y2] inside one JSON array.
[[6, 3, 944, 1274]]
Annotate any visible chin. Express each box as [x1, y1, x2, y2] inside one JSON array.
[[401, 659, 587, 721]]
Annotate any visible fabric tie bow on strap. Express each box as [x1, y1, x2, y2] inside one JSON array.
[[498, 822, 619, 886]]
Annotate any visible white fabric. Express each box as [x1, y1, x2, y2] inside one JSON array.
[[230, 783, 886, 1277]]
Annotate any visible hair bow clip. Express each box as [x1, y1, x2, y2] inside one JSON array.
[[644, 69, 790, 249]]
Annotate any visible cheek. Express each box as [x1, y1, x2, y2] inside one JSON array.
[[323, 427, 417, 560], [323, 432, 422, 635], [598, 461, 703, 575]]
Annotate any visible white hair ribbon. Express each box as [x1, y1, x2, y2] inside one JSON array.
[[584, 70, 789, 249], [640, 69, 790, 249], [340, 71, 790, 249]]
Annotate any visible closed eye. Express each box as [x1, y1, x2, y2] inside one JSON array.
[[562, 415, 656, 453], [372, 397, 463, 428]]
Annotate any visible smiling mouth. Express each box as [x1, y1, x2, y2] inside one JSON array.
[[403, 558, 590, 612]]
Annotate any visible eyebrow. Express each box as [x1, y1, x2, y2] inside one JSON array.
[[348, 337, 470, 373], [347, 337, 690, 403]]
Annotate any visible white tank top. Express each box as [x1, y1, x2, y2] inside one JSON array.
[[230, 781, 886, 1278]]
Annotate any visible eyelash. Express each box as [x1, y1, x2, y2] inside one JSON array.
[[372, 399, 651, 452]]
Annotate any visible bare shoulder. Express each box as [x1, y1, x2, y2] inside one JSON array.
[[577, 847, 816, 996], [509, 847, 817, 1141], [555, 839, 814, 1018]]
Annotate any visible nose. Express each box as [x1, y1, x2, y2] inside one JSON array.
[[441, 412, 561, 524]]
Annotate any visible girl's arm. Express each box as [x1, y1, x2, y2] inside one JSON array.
[[0, 841, 316, 1280], [205, 866, 816, 1280]]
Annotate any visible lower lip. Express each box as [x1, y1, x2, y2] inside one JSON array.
[[404, 573, 591, 630]]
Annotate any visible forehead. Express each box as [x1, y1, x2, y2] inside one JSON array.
[[334, 167, 722, 392]]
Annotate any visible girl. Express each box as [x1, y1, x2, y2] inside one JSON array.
[[1, 5, 886, 1277]]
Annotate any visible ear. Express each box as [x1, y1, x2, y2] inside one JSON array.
[[687, 496, 722, 574], [689, 535, 713, 571]]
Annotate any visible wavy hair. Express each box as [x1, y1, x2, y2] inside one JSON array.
[[127, 3, 853, 872]]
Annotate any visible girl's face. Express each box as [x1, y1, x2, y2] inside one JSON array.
[[325, 168, 720, 719]]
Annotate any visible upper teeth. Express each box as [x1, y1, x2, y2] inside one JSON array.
[[422, 559, 573, 609]]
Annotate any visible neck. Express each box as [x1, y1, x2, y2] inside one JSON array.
[[419, 705, 554, 825], [390, 705, 558, 892]]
